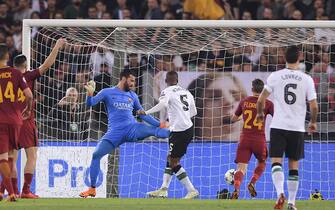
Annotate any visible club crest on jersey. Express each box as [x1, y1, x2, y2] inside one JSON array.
[[128, 97, 132, 102]]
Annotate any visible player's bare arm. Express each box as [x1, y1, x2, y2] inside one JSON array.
[[308, 99, 318, 135], [256, 89, 270, 123], [38, 38, 66, 75], [22, 87, 33, 120]]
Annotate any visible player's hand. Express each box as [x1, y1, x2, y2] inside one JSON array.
[[160, 121, 169, 128], [256, 113, 264, 123], [55, 38, 66, 49], [22, 107, 31, 120], [84, 80, 96, 96], [136, 110, 146, 115], [308, 122, 317, 135]]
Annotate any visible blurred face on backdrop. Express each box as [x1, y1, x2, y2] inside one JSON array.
[[200, 74, 246, 141]]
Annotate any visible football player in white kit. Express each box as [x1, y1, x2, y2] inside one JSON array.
[[256, 46, 318, 210], [138, 70, 199, 199]]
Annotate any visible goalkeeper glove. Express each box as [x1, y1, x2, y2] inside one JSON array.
[[84, 80, 96, 96]]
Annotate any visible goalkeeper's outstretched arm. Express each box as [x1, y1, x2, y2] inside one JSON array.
[[85, 81, 105, 107], [132, 92, 161, 127]]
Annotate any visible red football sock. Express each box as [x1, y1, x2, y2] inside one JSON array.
[[233, 170, 244, 191], [0, 181, 4, 194], [0, 160, 14, 195], [22, 173, 33, 194], [11, 178, 18, 194], [251, 161, 266, 184]]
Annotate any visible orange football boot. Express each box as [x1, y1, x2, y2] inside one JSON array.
[[79, 187, 96, 198]]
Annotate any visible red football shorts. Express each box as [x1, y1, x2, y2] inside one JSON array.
[[0, 124, 21, 154], [18, 119, 38, 149], [235, 138, 267, 164]]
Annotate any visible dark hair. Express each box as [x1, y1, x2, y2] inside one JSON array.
[[252, 78, 264, 93], [0, 44, 8, 60], [166, 70, 178, 81], [119, 69, 135, 79], [14, 54, 27, 67], [285, 45, 300, 64]]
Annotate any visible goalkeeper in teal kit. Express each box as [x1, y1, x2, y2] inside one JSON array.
[[80, 69, 170, 198]]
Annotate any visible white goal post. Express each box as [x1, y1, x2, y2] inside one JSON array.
[[21, 19, 335, 199]]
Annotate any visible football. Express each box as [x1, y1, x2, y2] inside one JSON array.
[[224, 169, 236, 185]]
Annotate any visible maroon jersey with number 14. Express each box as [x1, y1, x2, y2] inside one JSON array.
[[0, 67, 28, 125], [0, 66, 29, 153]]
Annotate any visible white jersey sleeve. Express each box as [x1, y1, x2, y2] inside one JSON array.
[[264, 72, 277, 93], [307, 76, 317, 101], [189, 93, 197, 118], [145, 90, 169, 114]]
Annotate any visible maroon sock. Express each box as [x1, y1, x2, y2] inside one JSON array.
[[0, 181, 5, 194], [11, 178, 18, 194], [0, 160, 14, 195], [22, 173, 33, 194], [251, 161, 266, 184], [233, 170, 244, 191]]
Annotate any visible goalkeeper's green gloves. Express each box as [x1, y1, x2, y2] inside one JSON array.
[[84, 80, 96, 96]]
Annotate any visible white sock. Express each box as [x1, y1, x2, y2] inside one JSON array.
[[272, 165, 284, 198], [175, 167, 195, 192], [287, 176, 299, 205], [161, 167, 173, 189]]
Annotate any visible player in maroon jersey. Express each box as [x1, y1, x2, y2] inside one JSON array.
[[230, 79, 274, 199], [0, 44, 33, 201], [6, 38, 66, 199]]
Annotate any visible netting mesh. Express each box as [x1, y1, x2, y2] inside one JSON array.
[[29, 23, 335, 199], [35, 27, 335, 54]]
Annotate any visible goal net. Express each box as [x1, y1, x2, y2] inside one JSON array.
[[23, 20, 335, 199]]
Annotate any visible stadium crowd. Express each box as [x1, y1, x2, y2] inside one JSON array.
[[0, 0, 334, 140]]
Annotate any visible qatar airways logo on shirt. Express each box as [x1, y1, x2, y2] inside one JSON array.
[[113, 102, 132, 110]]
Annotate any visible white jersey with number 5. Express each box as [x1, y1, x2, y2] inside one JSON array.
[[160, 85, 197, 132], [264, 68, 317, 132]]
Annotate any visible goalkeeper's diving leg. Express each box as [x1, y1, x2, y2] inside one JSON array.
[[129, 122, 170, 141], [79, 139, 115, 198]]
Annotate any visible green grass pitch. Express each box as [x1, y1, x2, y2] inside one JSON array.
[[0, 199, 334, 210]]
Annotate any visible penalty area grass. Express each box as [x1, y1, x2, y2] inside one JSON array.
[[0, 198, 334, 210]]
